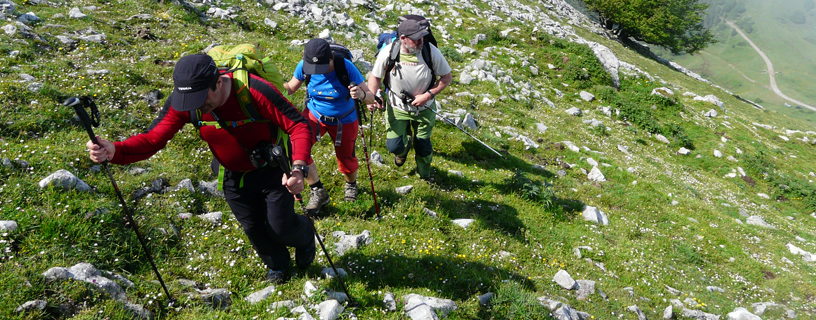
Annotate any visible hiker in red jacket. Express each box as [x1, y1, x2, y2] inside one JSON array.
[[85, 54, 316, 284]]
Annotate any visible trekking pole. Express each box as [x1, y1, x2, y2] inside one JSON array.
[[351, 83, 382, 220], [269, 146, 358, 308], [400, 90, 506, 159], [65, 97, 175, 304]]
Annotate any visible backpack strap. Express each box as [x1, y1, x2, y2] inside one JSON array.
[[422, 43, 437, 92], [333, 55, 351, 100], [383, 40, 402, 92]]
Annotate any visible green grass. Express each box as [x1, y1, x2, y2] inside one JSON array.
[[1, 0, 816, 319]]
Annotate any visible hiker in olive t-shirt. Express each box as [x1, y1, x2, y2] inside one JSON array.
[[367, 18, 452, 180]]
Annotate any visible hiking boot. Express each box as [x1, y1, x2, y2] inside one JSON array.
[[265, 269, 290, 284], [344, 182, 358, 202], [296, 234, 316, 270], [394, 154, 407, 167], [305, 186, 330, 216]]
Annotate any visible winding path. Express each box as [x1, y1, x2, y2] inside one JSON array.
[[726, 20, 816, 112]]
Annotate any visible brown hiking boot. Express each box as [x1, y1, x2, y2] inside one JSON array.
[[394, 154, 407, 167], [305, 186, 330, 216], [344, 182, 358, 202]]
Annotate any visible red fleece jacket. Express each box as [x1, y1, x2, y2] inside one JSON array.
[[110, 73, 312, 172]]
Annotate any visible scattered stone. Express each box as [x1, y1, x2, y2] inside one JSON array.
[[423, 208, 439, 219], [713, 150, 722, 158], [403, 294, 458, 319], [199, 211, 223, 224], [746, 215, 775, 229], [321, 268, 347, 278], [727, 307, 760, 320], [706, 286, 725, 293], [694, 94, 724, 108], [370, 151, 386, 166], [681, 308, 720, 320], [38, 170, 92, 192], [174, 179, 195, 192], [332, 230, 372, 256], [68, 7, 87, 19], [665, 285, 681, 296], [553, 270, 576, 290], [664, 305, 674, 320], [270, 300, 295, 311], [656, 134, 670, 144], [573, 246, 592, 258], [449, 170, 464, 177], [317, 300, 344, 320], [460, 73, 474, 84], [537, 296, 563, 311], [678, 147, 691, 155], [579, 91, 595, 102], [245, 286, 276, 304], [704, 109, 718, 117], [452, 219, 475, 229], [552, 304, 582, 320], [304, 281, 318, 297], [0, 220, 18, 232], [624, 287, 634, 297], [651, 87, 674, 98], [565, 107, 582, 116], [198, 180, 225, 198], [575, 280, 595, 300], [587, 166, 606, 182], [15, 300, 46, 313], [396, 185, 413, 195], [757, 193, 770, 199], [383, 293, 397, 312], [477, 292, 494, 306], [536, 123, 548, 133], [197, 288, 231, 310], [628, 305, 648, 320], [582, 206, 609, 225], [787, 243, 816, 262]]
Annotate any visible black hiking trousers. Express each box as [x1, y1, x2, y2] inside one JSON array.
[[222, 165, 313, 272]]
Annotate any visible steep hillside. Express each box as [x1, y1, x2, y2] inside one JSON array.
[[667, 0, 816, 125], [1, 0, 815, 319]]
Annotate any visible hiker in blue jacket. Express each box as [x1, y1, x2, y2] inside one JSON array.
[[283, 38, 378, 215]]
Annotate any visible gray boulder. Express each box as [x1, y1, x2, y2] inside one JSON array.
[[396, 185, 414, 195], [477, 292, 494, 306], [317, 300, 344, 320], [197, 288, 231, 310], [459, 73, 474, 85], [727, 307, 760, 320], [17, 12, 40, 24], [15, 300, 46, 313], [383, 292, 397, 311], [332, 230, 372, 256], [575, 280, 595, 300], [553, 270, 576, 290], [587, 166, 606, 182], [746, 215, 775, 229], [39, 170, 92, 192], [579, 91, 595, 102], [704, 109, 718, 117], [628, 305, 648, 320], [565, 107, 582, 116], [199, 211, 223, 224], [68, 7, 87, 18], [582, 206, 609, 226], [245, 286, 276, 304], [452, 219, 475, 229], [403, 294, 458, 318], [0, 220, 18, 232], [321, 267, 347, 278]]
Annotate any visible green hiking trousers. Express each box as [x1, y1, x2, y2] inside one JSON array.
[[385, 103, 436, 178]]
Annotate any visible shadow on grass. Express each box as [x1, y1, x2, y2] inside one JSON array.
[[327, 251, 537, 305]]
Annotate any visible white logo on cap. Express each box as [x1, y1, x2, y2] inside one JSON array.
[[179, 87, 192, 91], [312, 57, 319, 62]]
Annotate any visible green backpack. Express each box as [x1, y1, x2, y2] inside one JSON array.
[[192, 44, 291, 189]]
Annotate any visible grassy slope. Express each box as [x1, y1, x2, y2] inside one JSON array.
[[1, 0, 815, 319], [668, 0, 816, 125]]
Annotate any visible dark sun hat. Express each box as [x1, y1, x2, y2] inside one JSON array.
[[302, 38, 332, 75], [171, 54, 219, 112]]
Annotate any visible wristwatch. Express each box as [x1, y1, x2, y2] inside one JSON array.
[[291, 164, 309, 178]]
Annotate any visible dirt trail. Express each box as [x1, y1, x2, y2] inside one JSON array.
[[726, 20, 816, 112]]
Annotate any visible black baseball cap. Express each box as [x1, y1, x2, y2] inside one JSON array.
[[171, 54, 219, 112], [302, 38, 332, 75], [398, 19, 429, 41]]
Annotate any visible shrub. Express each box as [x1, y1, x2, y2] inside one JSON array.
[[440, 46, 463, 63], [504, 169, 554, 207]]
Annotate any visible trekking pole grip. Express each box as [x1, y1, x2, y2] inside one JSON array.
[[65, 97, 100, 145]]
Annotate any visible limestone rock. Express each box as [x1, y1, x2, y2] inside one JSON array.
[[579, 91, 595, 102], [727, 307, 760, 320], [582, 206, 609, 225], [452, 219, 475, 229], [396, 185, 413, 195], [553, 270, 576, 290], [0, 220, 18, 232], [245, 286, 276, 304], [565, 107, 582, 116], [39, 170, 92, 192], [587, 166, 606, 182]]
